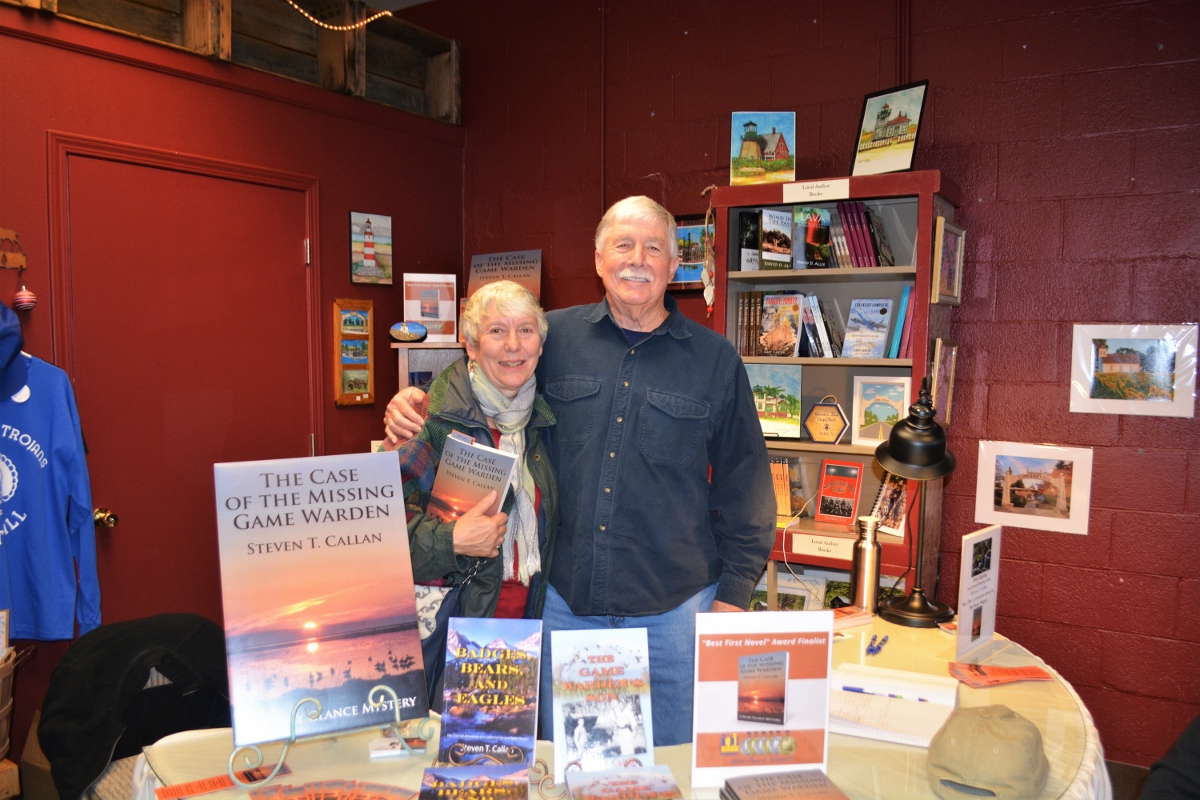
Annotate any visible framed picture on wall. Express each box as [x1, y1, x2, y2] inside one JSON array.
[[931, 217, 965, 305], [333, 298, 374, 406], [974, 441, 1094, 535], [850, 80, 928, 176], [930, 337, 958, 428], [1069, 323, 1197, 418], [349, 212, 393, 285], [671, 214, 709, 289]]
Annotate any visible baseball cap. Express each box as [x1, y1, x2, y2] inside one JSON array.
[[927, 704, 1050, 799], [0, 302, 28, 399]]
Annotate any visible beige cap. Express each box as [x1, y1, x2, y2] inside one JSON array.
[[927, 704, 1050, 799]]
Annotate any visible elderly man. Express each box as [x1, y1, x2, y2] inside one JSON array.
[[384, 196, 775, 745]]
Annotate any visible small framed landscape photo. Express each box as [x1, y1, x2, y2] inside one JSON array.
[[850, 80, 928, 177], [349, 212, 393, 285], [730, 111, 796, 186], [974, 441, 1094, 535], [671, 214, 708, 289], [333, 298, 374, 406], [931, 217, 965, 305], [851, 376, 912, 447], [930, 338, 958, 428], [745, 363, 803, 438], [1070, 323, 1197, 418]]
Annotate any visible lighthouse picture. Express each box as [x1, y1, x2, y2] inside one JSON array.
[[350, 211, 393, 284]]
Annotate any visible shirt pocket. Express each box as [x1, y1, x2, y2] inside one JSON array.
[[544, 377, 602, 446], [638, 390, 709, 465]]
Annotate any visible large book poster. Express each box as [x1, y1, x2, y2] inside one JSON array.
[[214, 451, 428, 746], [691, 612, 832, 792], [467, 249, 542, 299]]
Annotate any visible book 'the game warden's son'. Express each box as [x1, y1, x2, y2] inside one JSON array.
[[440, 617, 542, 768], [214, 451, 428, 747]]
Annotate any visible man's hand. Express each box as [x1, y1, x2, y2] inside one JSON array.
[[710, 600, 745, 613], [451, 490, 508, 558], [382, 387, 429, 449]]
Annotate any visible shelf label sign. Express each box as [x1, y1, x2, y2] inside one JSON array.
[[791, 532, 855, 560], [782, 179, 850, 203]]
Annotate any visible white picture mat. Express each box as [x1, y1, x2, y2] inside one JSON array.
[[1070, 323, 1197, 417], [851, 376, 911, 447], [956, 524, 1002, 660], [974, 441, 1093, 535]]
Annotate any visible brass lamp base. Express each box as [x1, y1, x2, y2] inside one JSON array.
[[877, 587, 954, 628]]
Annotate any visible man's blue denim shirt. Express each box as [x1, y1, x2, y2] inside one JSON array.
[[537, 295, 775, 616]]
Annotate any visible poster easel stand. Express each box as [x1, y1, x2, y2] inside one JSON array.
[[227, 685, 438, 788]]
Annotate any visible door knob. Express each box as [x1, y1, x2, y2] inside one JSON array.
[[93, 508, 119, 528]]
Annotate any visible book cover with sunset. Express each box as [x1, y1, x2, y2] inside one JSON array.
[[737, 652, 788, 725], [440, 617, 542, 768], [427, 434, 517, 523], [691, 612, 833, 792], [419, 765, 529, 800], [213, 451, 427, 747]]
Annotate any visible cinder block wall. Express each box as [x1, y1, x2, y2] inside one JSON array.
[[399, 0, 1200, 764]]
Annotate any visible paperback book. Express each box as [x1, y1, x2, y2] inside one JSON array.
[[691, 612, 832, 791], [793, 207, 833, 269], [213, 451, 428, 747], [738, 211, 761, 271], [722, 769, 849, 800], [841, 299, 893, 359], [428, 432, 518, 523], [566, 765, 682, 800], [758, 210, 794, 270], [869, 472, 908, 538], [440, 617, 542, 768], [813, 460, 863, 526], [758, 292, 802, 358], [419, 765, 529, 800], [550, 628, 654, 781]]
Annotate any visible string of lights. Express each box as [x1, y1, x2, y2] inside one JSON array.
[[283, 0, 392, 31]]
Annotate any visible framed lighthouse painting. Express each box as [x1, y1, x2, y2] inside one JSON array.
[[350, 212, 393, 285]]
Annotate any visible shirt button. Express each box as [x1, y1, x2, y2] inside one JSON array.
[[533, 454, 541, 461], [616, 416, 623, 423], [609, 452, 615, 458], [630, 348, 636, 354], [599, 524, 606, 531], [604, 487, 611, 494], [623, 381, 629, 388]]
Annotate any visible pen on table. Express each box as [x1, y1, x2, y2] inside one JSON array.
[[840, 685, 929, 702]]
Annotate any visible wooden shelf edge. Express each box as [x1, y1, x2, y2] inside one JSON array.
[[745, 356, 911, 367], [728, 266, 917, 283]]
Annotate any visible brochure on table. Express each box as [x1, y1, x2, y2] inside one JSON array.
[[691, 611, 832, 795], [957, 524, 1002, 661]]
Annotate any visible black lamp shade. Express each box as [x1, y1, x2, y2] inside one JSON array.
[[874, 380, 955, 480]]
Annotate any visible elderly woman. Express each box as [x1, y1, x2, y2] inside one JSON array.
[[398, 280, 558, 638]]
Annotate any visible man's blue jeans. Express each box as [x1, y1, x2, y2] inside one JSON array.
[[539, 582, 718, 747]]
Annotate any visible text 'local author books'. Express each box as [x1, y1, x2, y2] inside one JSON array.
[[440, 617, 542, 768], [213, 451, 428, 747], [691, 612, 833, 792], [551, 628, 654, 781], [428, 432, 518, 523], [566, 765, 682, 800]]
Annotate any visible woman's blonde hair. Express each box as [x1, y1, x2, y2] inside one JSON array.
[[460, 280, 548, 348]]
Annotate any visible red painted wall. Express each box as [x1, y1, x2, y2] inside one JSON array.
[[0, 5, 464, 759], [396, 0, 1200, 765]]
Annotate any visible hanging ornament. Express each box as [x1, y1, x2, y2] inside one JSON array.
[[13, 285, 36, 311]]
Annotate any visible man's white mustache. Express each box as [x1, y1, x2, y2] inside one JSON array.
[[617, 268, 653, 282]]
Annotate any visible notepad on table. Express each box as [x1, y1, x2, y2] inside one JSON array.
[[829, 663, 958, 748]]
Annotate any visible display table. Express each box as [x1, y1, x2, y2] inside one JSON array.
[[136, 619, 1110, 800]]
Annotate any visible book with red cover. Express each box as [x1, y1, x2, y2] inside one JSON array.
[[850, 202, 879, 267], [835, 203, 861, 268], [813, 459, 863, 525]]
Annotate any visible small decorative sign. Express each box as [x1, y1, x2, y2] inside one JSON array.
[[803, 396, 848, 444]]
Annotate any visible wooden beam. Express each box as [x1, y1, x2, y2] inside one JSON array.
[[425, 38, 458, 124], [317, 0, 364, 96], [183, 0, 230, 59]]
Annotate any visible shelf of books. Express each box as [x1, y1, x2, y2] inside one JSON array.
[[711, 170, 959, 578]]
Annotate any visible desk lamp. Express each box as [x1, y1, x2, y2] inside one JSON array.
[[875, 378, 956, 628]]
